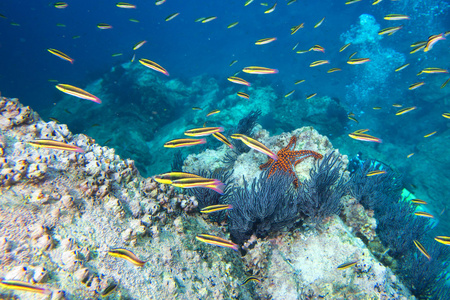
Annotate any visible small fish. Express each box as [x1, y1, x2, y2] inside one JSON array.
[[417, 68, 448, 75], [284, 90, 295, 98], [392, 104, 402, 107], [410, 41, 427, 47], [407, 153, 414, 158], [442, 112, 450, 119], [339, 43, 351, 52], [116, 2, 136, 9], [255, 37, 277, 45], [108, 248, 146, 266], [245, 0, 254, 6], [47, 48, 74, 64], [292, 42, 299, 50], [48, 117, 60, 123], [129, 18, 139, 22], [227, 22, 239, 28], [104, 138, 112, 145], [206, 110, 220, 117], [0, 13, 6, 19], [54, 2, 68, 9], [241, 276, 261, 286], [411, 199, 428, 205], [414, 211, 434, 218], [378, 26, 402, 35], [28, 139, 84, 153], [165, 12, 180, 21], [395, 106, 417, 115], [196, 234, 238, 251], [56, 84, 101, 103], [111, 53, 123, 57], [200, 204, 233, 214], [434, 236, 450, 245], [194, 17, 206, 22], [348, 51, 357, 59], [164, 138, 206, 148], [294, 79, 305, 85], [154, 172, 202, 184], [366, 170, 386, 176], [441, 78, 450, 89], [227, 76, 251, 86], [424, 33, 445, 52], [287, 0, 297, 4], [230, 60, 238, 66], [347, 58, 370, 65], [202, 16, 217, 23], [155, 0, 166, 5], [395, 63, 410, 72], [424, 131, 437, 138], [192, 107, 203, 110], [237, 92, 249, 99], [243, 66, 278, 74], [56, 23, 66, 27], [72, 35, 81, 39], [139, 58, 169, 76], [230, 134, 277, 160], [410, 44, 426, 54], [64, 109, 72, 114], [212, 132, 234, 149], [171, 177, 220, 188], [97, 23, 113, 29], [413, 240, 431, 260], [48, 79, 59, 83], [314, 17, 325, 28], [264, 2, 277, 14], [131, 53, 135, 62], [306, 93, 317, 99], [345, 0, 362, 4], [310, 45, 325, 53], [384, 14, 409, 21], [348, 129, 382, 143], [373, 107, 381, 110], [291, 23, 304, 35], [184, 127, 224, 137], [372, 0, 382, 4], [327, 68, 341, 73], [348, 116, 358, 123], [133, 40, 147, 50], [0, 279, 51, 295], [309, 60, 330, 67], [337, 261, 358, 270], [408, 82, 425, 90], [171, 178, 225, 194], [101, 283, 118, 297], [296, 50, 309, 54]]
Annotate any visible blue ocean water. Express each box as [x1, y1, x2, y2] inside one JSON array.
[[1, 0, 450, 297]]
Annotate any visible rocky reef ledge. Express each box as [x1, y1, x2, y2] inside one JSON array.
[[0, 96, 412, 299]]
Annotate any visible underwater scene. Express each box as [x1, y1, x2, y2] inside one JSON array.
[[0, 0, 450, 299]]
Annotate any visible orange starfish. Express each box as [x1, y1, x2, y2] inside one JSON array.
[[259, 135, 323, 187]]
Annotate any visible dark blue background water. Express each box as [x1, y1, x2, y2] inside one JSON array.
[[0, 0, 412, 110]]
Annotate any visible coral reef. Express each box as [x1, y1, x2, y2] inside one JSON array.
[[0, 96, 422, 299]]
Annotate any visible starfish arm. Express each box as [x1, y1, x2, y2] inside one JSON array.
[[259, 158, 274, 170]]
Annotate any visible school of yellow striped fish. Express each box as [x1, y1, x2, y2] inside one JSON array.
[[1, 0, 450, 297]]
